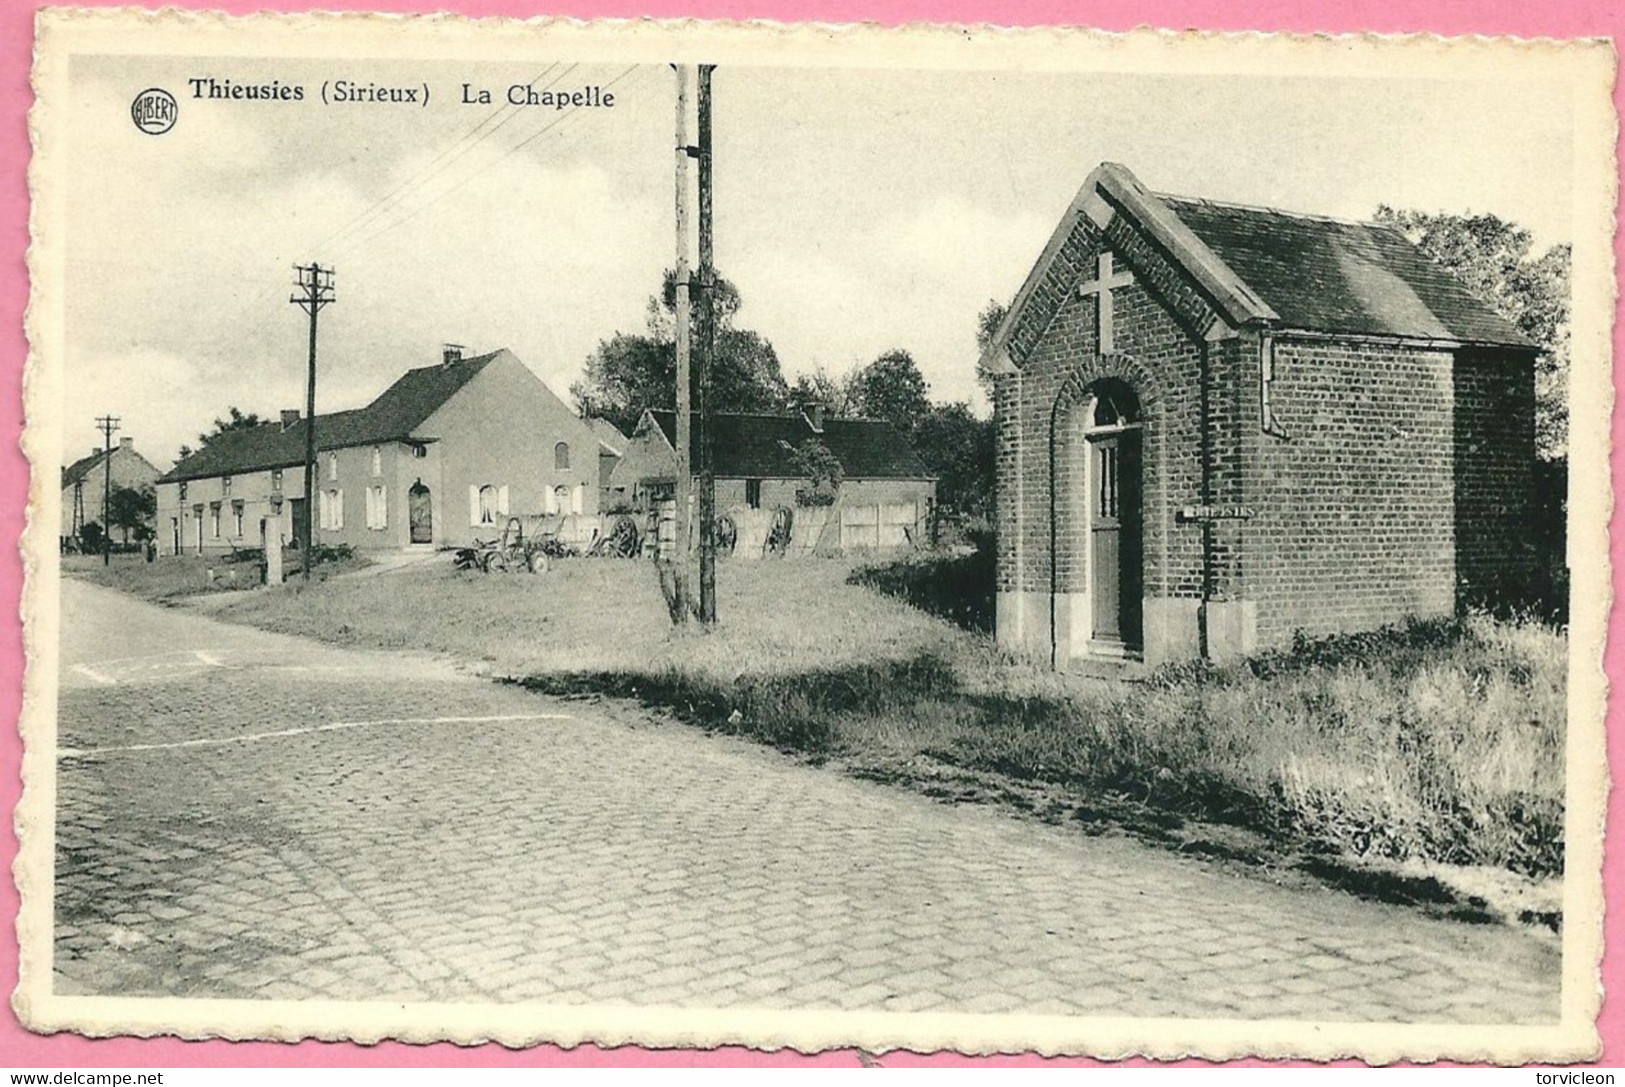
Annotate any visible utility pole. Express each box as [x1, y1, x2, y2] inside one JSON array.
[[95, 415, 119, 566], [671, 63, 695, 623], [290, 262, 335, 580], [695, 64, 718, 625]]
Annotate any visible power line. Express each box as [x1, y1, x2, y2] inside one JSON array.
[[332, 65, 640, 258], [331, 65, 645, 258], [311, 63, 575, 253]]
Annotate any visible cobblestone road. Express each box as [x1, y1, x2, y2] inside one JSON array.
[[53, 579, 1560, 1021]]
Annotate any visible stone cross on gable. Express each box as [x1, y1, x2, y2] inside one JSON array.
[[1078, 250, 1134, 354]]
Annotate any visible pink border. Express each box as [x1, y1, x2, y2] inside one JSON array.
[[1, 0, 1619, 1069]]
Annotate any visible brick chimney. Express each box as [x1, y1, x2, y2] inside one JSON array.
[[280, 409, 300, 432], [118, 436, 133, 452], [443, 343, 465, 366]]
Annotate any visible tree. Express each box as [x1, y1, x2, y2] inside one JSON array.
[[915, 402, 995, 524], [849, 349, 931, 434], [176, 407, 266, 463], [975, 300, 1007, 355], [1375, 207, 1571, 459], [789, 366, 857, 416], [974, 299, 1008, 398], [107, 484, 156, 544], [79, 521, 104, 554], [571, 269, 790, 433], [784, 438, 843, 506]]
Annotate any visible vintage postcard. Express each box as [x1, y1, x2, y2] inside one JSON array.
[[15, 7, 1616, 1062]]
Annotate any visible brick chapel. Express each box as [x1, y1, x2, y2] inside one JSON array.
[[978, 163, 1541, 669]]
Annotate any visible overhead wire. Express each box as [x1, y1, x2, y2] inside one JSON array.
[[173, 62, 655, 420], [331, 63, 646, 259], [309, 62, 575, 254]]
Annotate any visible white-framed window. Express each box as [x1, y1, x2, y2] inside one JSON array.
[[320, 488, 344, 530], [209, 502, 222, 538], [410, 443, 427, 459], [365, 485, 388, 530], [328, 452, 339, 481], [231, 501, 244, 538], [469, 484, 508, 526], [371, 446, 382, 477], [554, 441, 570, 471]]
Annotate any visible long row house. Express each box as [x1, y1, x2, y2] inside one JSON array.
[[156, 347, 602, 555]]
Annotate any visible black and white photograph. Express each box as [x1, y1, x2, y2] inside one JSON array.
[[16, 11, 1614, 1061]]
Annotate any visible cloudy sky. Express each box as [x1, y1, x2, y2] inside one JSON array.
[[61, 51, 1575, 466]]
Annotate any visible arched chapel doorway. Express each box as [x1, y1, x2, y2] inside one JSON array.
[[1077, 379, 1144, 656]]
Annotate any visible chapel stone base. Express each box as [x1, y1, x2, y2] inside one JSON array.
[[997, 591, 1258, 671]]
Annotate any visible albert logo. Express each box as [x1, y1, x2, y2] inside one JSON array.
[[130, 87, 177, 135]]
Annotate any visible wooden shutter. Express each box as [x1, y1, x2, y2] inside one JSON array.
[[498, 485, 510, 516], [469, 485, 480, 526]]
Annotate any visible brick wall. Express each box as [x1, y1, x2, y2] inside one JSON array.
[[1453, 348, 1539, 612], [1243, 336, 1457, 644]]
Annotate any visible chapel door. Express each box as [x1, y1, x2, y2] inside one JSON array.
[[1090, 430, 1143, 649], [409, 483, 433, 544]]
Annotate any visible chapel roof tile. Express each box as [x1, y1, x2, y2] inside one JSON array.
[[1157, 196, 1535, 348]]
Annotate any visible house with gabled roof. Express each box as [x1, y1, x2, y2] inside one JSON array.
[[980, 162, 1541, 669], [609, 405, 937, 549], [585, 417, 631, 511], [61, 436, 162, 547], [156, 346, 600, 555]]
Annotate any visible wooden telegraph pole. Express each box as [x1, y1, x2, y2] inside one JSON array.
[[95, 414, 119, 566], [695, 63, 718, 625], [290, 263, 335, 580], [671, 64, 695, 623]]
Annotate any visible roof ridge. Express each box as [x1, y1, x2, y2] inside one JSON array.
[[1157, 192, 1395, 232], [648, 408, 889, 424], [393, 348, 503, 377]]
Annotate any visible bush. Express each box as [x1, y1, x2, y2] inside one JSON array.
[[847, 546, 995, 633]]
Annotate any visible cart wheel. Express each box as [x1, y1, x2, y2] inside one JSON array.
[[607, 515, 640, 558], [481, 550, 508, 574], [524, 549, 548, 574], [716, 513, 738, 555]]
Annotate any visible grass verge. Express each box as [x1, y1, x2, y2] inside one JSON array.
[[66, 548, 368, 604]]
